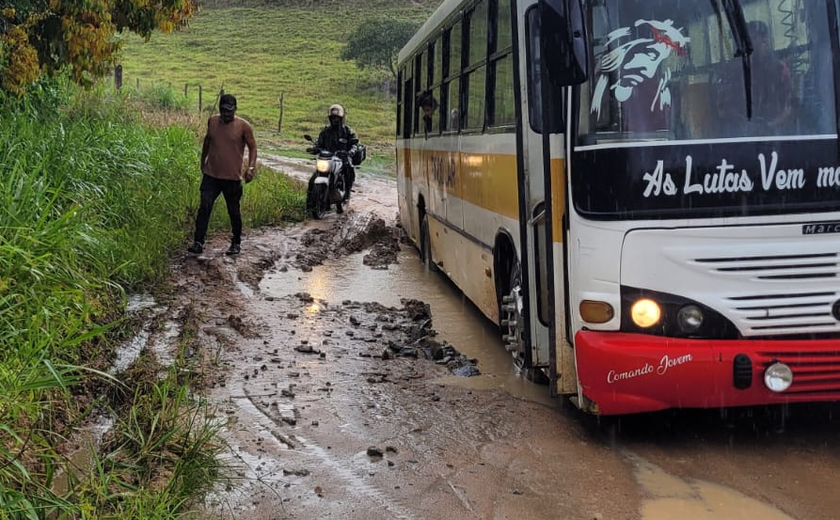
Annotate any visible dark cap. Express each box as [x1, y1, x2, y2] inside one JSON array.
[[219, 94, 237, 111]]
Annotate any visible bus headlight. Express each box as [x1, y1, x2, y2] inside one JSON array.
[[316, 159, 331, 173], [764, 362, 793, 392], [677, 305, 704, 333], [631, 299, 661, 328]]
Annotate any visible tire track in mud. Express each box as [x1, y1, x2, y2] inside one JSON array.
[[204, 291, 436, 519], [230, 380, 421, 520], [292, 435, 417, 520]]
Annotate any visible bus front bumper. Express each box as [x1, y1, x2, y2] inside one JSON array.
[[574, 331, 840, 415]]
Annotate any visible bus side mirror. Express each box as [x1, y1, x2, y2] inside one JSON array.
[[539, 0, 588, 86]]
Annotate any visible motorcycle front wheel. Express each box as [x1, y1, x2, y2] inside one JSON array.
[[335, 177, 345, 214], [309, 184, 328, 219]]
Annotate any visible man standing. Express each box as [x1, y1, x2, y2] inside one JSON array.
[[188, 93, 257, 255]]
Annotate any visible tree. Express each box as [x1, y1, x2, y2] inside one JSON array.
[[0, 0, 196, 95], [340, 19, 418, 80]]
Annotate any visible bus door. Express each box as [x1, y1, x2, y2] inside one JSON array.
[[514, 2, 554, 373]]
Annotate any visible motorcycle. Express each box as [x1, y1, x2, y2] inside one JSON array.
[[304, 134, 347, 219]]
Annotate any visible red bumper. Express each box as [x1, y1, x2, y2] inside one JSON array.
[[575, 331, 840, 415]]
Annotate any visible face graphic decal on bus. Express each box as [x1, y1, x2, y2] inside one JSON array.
[[591, 19, 689, 121]]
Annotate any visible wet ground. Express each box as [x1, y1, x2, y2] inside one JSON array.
[[125, 156, 840, 519]]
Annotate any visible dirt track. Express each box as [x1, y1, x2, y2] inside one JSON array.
[[148, 156, 840, 520]]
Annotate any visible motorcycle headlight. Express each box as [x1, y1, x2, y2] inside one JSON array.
[[316, 159, 331, 173]]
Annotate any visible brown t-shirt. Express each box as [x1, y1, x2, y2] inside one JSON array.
[[201, 115, 255, 181]]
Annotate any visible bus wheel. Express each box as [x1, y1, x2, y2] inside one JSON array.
[[501, 261, 526, 369], [420, 214, 438, 272]]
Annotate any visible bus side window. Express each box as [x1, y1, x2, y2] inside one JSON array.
[[445, 82, 461, 131], [413, 54, 425, 137], [417, 90, 439, 137], [402, 77, 414, 139], [464, 0, 488, 130], [489, 0, 515, 127], [396, 69, 403, 137], [465, 67, 487, 129], [443, 20, 463, 132], [490, 56, 515, 126]]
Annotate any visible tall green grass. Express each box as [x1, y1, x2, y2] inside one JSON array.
[[0, 80, 303, 518], [117, 2, 439, 155]]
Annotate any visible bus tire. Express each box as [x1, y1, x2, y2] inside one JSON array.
[[420, 214, 439, 272], [501, 259, 526, 367], [501, 259, 549, 385]]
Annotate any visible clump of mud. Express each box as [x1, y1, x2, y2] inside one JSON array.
[[355, 298, 480, 377], [296, 213, 401, 270]]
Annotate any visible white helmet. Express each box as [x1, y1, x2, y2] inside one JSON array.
[[328, 104, 345, 119]]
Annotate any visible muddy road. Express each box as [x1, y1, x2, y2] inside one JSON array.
[[146, 156, 840, 520]]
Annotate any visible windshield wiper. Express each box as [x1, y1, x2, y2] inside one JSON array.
[[721, 0, 754, 118]]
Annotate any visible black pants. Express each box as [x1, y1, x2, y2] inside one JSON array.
[[344, 164, 355, 199], [193, 174, 243, 245]]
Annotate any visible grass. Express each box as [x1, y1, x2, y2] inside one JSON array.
[[116, 1, 440, 159], [0, 79, 305, 518]]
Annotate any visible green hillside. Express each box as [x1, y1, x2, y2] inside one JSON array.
[[117, 0, 440, 156]]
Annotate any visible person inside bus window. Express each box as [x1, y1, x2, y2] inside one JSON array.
[[717, 21, 793, 135], [748, 20, 793, 132], [417, 91, 438, 137]]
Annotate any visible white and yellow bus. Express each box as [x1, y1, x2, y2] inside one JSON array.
[[396, 0, 840, 415]]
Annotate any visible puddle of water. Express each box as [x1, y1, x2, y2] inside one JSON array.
[[111, 329, 150, 374], [111, 321, 180, 374], [126, 294, 157, 313], [114, 292, 182, 374], [261, 249, 553, 406], [52, 416, 114, 496], [235, 281, 254, 298], [632, 455, 794, 520], [148, 320, 179, 367]]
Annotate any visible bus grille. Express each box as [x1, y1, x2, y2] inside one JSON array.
[[694, 253, 840, 336], [754, 347, 840, 394]]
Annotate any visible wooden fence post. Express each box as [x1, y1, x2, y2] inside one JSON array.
[[114, 65, 122, 90], [278, 93, 284, 133], [184, 83, 188, 97], [198, 85, 203, 114]]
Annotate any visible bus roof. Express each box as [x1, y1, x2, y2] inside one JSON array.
[[398, 0, 463, 65]]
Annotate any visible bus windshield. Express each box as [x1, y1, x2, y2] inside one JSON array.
[[577, 0, 836, 145]]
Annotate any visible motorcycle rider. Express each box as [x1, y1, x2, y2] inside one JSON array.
[[308, 104, 359, 202]]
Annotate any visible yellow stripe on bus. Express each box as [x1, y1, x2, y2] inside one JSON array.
[[459, 151, 520, 221], [398, 147, 567, 243]]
